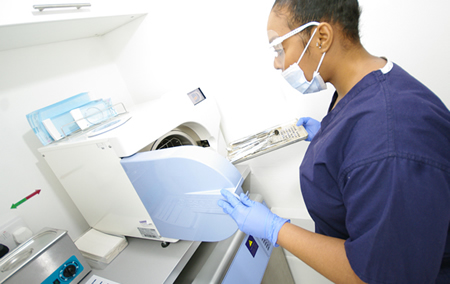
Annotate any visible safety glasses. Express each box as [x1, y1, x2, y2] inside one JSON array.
[[268, 22, 320, 70]]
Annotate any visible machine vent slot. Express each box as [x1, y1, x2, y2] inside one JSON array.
[[199, 140, 210, 148]]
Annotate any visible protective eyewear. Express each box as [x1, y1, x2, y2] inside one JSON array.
[[268, 22, 319, 70]]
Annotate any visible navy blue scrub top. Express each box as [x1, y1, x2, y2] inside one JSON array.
[[300, 63, 450, 284]]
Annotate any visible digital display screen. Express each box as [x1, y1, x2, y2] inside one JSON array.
[[187, 88, 206, 105]]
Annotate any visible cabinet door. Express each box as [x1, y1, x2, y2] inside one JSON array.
[[0, 2, 32, 26], [0, 0, 147, 51], [0, 0, 148, 26]]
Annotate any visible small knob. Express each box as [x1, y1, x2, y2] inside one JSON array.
[[63, 264, 77, 278]]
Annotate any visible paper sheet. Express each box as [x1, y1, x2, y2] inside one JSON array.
[[85, 275, 121, 284]]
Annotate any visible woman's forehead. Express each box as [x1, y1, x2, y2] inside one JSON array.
[[267, 10, 292, 37]]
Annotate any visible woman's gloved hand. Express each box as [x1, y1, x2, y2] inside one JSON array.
[[217, 189, 289, 246], [297, 117, 321, 141]]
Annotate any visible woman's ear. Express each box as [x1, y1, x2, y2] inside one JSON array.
[[315, 22, 334, 53]]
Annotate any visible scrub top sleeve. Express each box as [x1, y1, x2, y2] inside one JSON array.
[[342, 156, 450, 284]]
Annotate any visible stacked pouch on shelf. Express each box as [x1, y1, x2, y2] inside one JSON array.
[[26, 92, 116, 145]]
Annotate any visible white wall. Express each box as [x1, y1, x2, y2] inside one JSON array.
[[0, 0, 448, 283]]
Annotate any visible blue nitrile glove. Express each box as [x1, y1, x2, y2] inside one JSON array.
[[297, 117, 321, 141], [217, 189, 290, 247]]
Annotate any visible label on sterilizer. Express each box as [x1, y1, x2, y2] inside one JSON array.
[[138, 227, 159, 239], [246, 235, 259, 257]]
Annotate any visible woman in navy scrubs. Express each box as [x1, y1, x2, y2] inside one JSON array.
[[219, 0, 450, 283]]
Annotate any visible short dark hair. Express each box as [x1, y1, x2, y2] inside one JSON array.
[[273, 0, 361, 43]]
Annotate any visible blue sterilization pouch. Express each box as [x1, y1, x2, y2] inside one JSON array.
[[26, 92, 91, 146]]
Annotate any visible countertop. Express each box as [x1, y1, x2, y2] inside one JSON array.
[[80, 237, 201, 284]]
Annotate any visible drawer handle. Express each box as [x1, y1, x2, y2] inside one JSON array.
[[33, 3, 91, 12]]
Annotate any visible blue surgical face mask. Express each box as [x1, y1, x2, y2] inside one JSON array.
[[282, 27, 327, 94], [269, 22, 327, 94]]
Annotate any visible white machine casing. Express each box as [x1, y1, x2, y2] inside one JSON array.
[[38, 89, 228, 243]]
